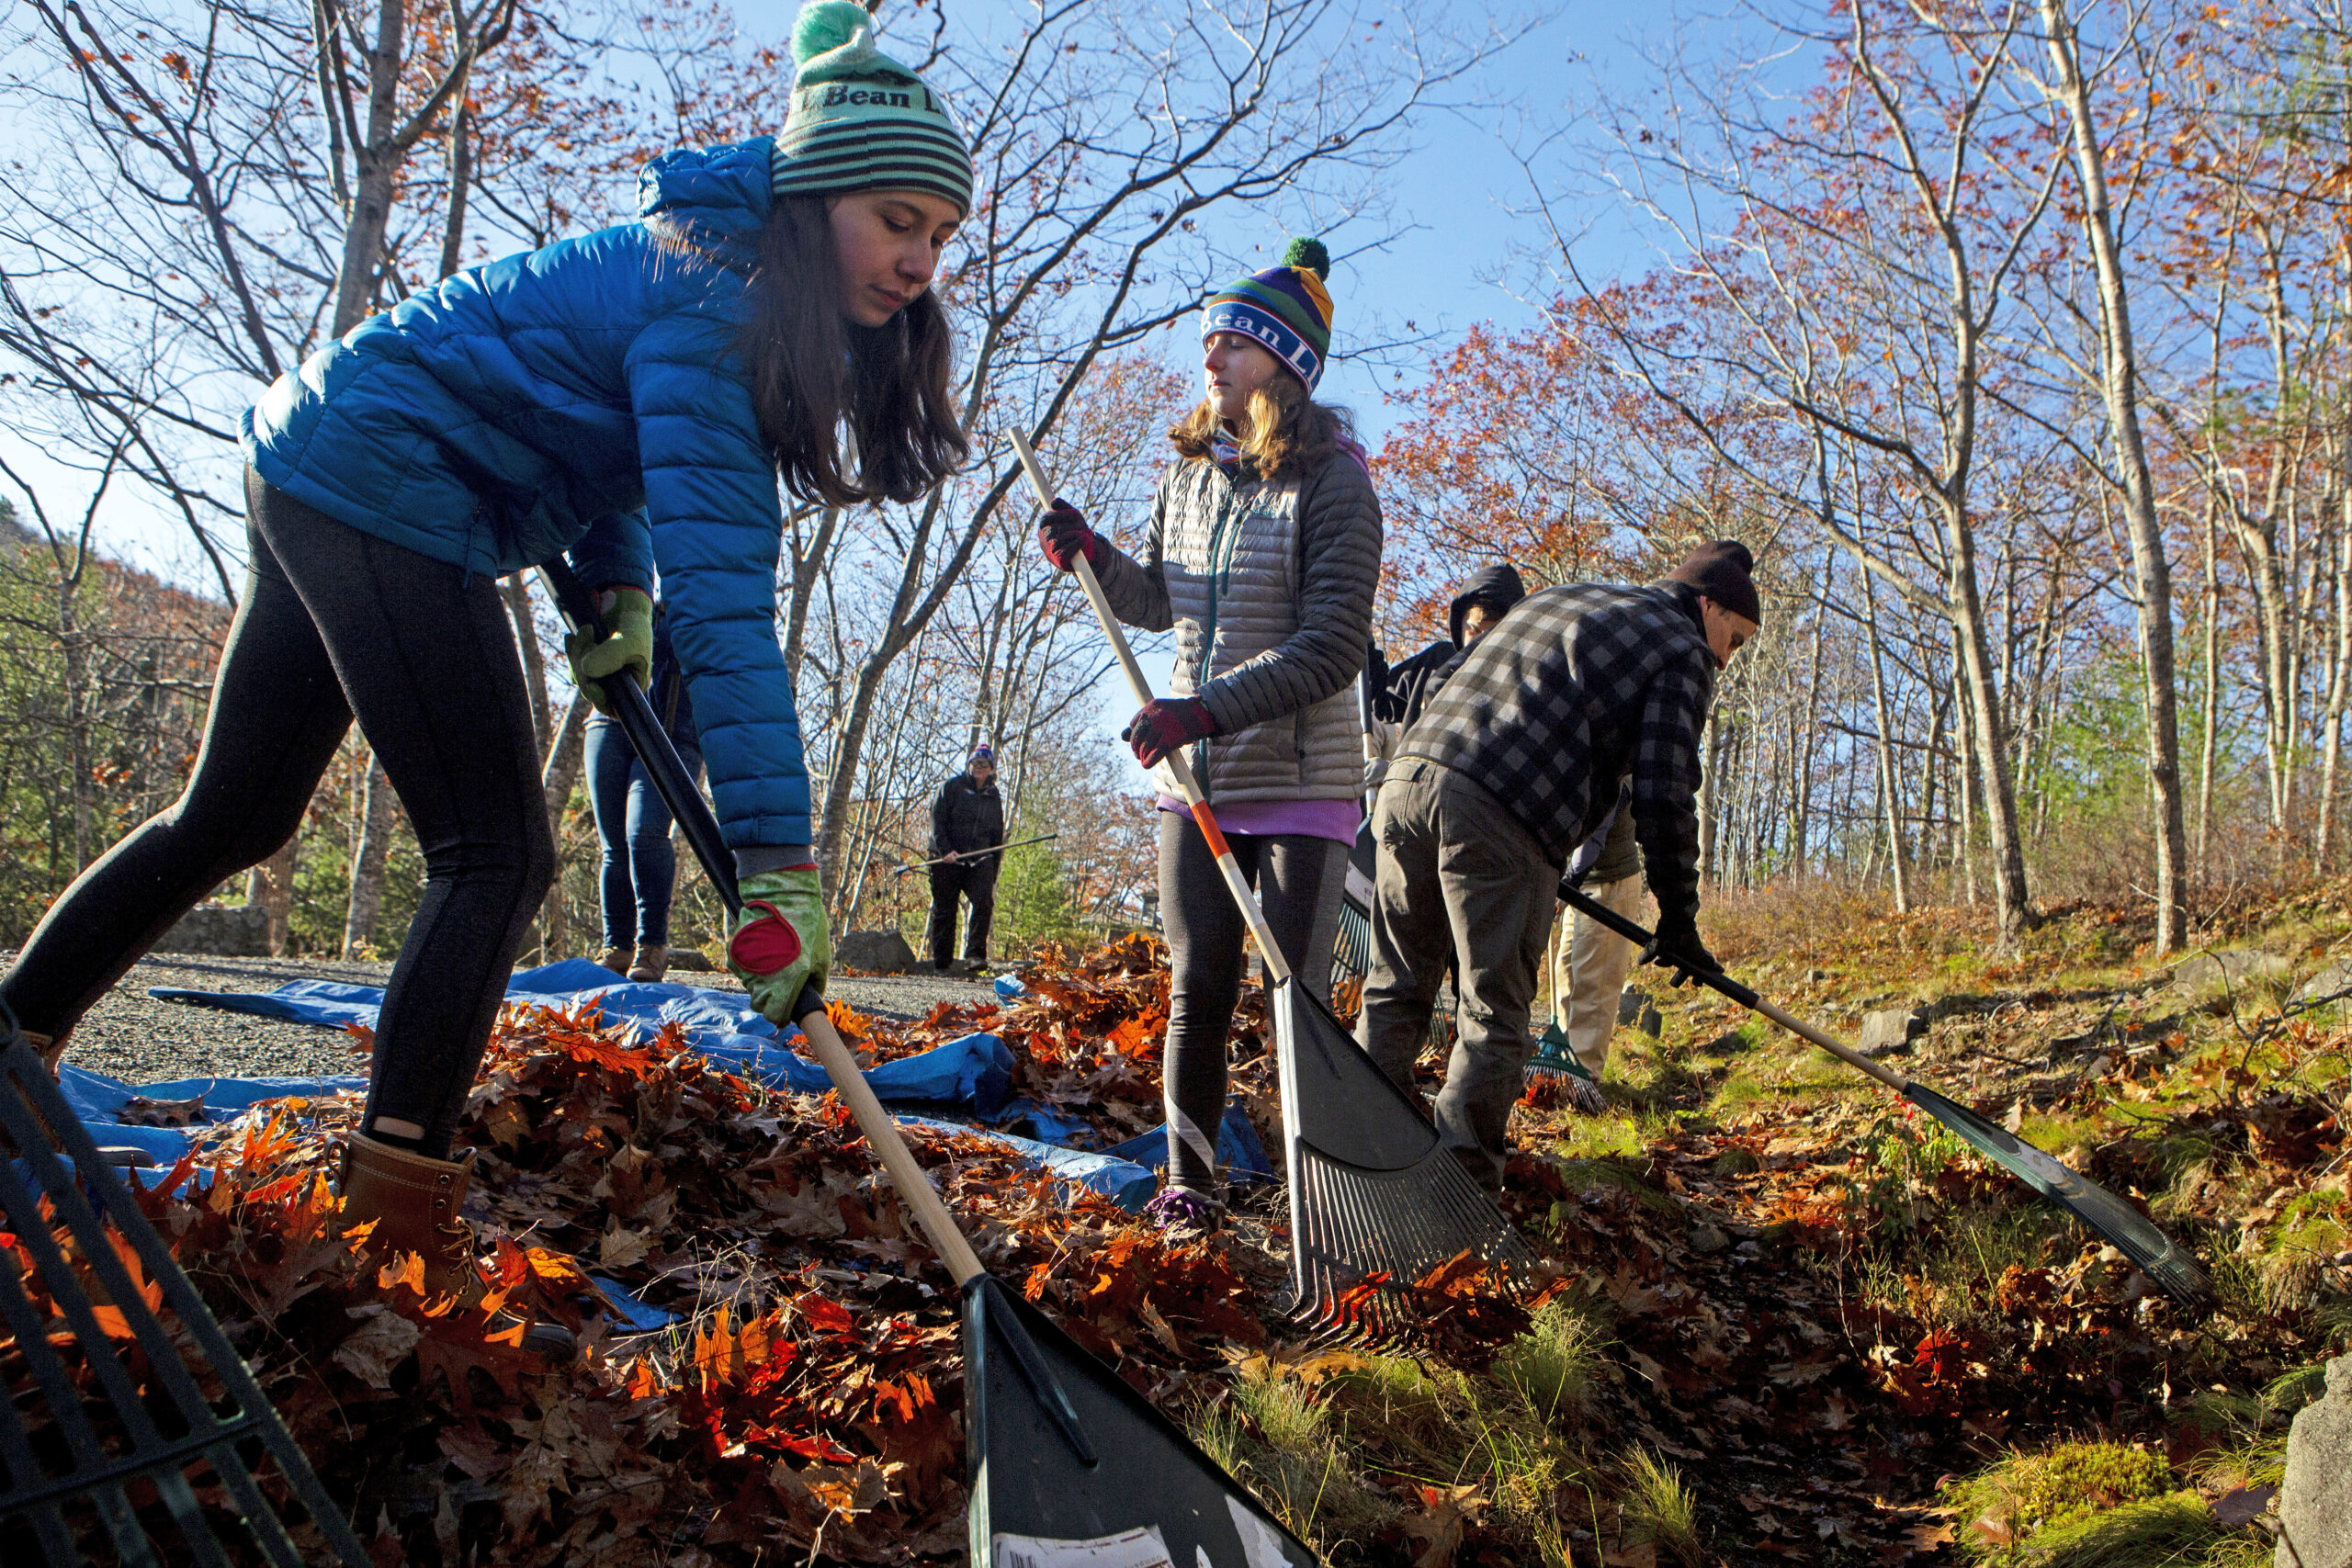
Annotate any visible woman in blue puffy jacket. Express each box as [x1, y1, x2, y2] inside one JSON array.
[[0, 0, 967, 1329]]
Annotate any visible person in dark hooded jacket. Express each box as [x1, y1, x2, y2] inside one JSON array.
[[1372, 563, 1527, 744], [0, 0, 973, 1344]]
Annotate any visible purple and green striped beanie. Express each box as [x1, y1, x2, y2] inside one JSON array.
[[1202, 237, 1336, 392], [772, 1, 974, 216]]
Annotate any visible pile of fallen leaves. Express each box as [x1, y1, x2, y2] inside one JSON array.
[[10, 907, 2348, 1565], [2, 933, 1534, 1565]]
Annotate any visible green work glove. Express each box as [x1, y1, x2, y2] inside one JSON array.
[[564, 586, 653, 716], [727, 867, 832, 1025]]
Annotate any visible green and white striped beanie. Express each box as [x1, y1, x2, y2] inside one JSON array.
[[772, 1, 974, 216]]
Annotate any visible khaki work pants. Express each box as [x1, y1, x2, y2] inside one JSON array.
[[1549, 873, 1643, 1077]]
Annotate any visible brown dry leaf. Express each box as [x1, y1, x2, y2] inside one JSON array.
[[1400, 1483, 1486, 1568], [597, 1222, 652, 1270], [1601, 1543, 1657, 1568], [332, 1303, 423, 1389]]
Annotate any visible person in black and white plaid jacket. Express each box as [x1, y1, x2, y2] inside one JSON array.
[[1357, 540, 1762, 1186]]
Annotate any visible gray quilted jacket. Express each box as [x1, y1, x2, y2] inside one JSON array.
[[1093, 446, 1383, 804]]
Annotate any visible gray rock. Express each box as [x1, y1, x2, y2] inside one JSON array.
[[152, 903, 272, 957], [2175, 950, 2290, 995], [2296, 964, 2352, 1007], [1687, 1221, 1731, 1255], [2278, 1353, 2352, 1568], [1857, 1008, 1927, 1058], [832, 928, 920, 976], [1618, 987, 1663, 1037], [667, 948, 719, 973]]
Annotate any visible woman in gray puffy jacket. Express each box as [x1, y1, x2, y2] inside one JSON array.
[[1035, 239, 1382, 1229]]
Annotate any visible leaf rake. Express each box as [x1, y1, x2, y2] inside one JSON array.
[[0, 1012, 369, 1566], [541, 555, 1322, 1565], [1558, 886, 2210, 1303]]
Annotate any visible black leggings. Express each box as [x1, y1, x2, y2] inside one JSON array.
[[1158, 811, 1346, 1191], [0, 473, 553, 1156]]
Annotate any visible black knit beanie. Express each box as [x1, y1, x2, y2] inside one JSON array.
[[1666, 539, 1760, 626]]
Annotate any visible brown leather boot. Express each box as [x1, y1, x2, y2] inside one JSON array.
[[626, 944, 668, 982], [597, 946, 634, 976], [340, 1133, 571, 1357]]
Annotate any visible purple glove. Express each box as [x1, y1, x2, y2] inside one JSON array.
[[1036, 499, 1105, 573], [1122, 697, 1217, 767]]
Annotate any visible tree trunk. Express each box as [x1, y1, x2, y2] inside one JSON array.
[[534, 691, 592, 958], [503, 573, 551, 759], [781, 505, 841, 685], [1946, 516, 2030, 941], [246, 840, 299, 955], [2041, 0, 2187, 952], [329, 1, 410, 337], [342, 753, 395, 956], [1861, 560, 1908, 912]]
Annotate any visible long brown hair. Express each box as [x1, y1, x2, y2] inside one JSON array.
[[661, 196, 966, 506], [1169, 367, 1352, 480]]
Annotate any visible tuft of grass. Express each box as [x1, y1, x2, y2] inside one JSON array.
[[1491, 1297, 1605, 1423], [1200, 1371, 1393, 1554], [1618, 1447, 1703, 1567], [1230, 1359, 1328, 1455], [2004, 1491, 2234, 1567]]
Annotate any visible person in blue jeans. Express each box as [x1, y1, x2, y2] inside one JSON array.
[[588, 604, 703, 982], [0, 1, 971, 1347]]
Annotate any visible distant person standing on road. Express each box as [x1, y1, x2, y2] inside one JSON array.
[[588, 602, 702, 983], [927, 745, 1005, 972]]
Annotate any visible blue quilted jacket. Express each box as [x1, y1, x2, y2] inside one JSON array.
[[241, 140, 809, 849]]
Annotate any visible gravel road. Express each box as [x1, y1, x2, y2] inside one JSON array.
[[6, 950, 1000, 1089]]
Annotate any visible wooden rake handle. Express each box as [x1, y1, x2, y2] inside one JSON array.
[[792, 993, 988, 1287], [1007, 428, 1294, 985], [544, 567, 990, 1291]]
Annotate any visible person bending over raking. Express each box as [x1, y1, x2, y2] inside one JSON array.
[[0, 0, 973, 1352], [1356, 540, 1762, 1189]]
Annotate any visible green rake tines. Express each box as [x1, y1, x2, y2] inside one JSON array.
[[0, 1018, 368, 1566]]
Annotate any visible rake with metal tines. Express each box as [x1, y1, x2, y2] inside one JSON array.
[[1010, 430, 1534, 1340]]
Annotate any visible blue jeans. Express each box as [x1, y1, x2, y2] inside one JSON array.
[[586, 720, 699, 949]]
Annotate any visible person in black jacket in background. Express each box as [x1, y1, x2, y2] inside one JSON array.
[[1372, 563, 1527, 741], [927, 745, 1006, 972]]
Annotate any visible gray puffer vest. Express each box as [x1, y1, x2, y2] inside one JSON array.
[[1093, 445, 1383, 804]]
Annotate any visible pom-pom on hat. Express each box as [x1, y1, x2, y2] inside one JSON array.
[[772, 0, 974, 216], [1202, 237, 1337, 392]]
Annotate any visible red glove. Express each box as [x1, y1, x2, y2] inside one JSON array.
[[1036, 499, 1104, 573], [1122, 697, 1217, 767]]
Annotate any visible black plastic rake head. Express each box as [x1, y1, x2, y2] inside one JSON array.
[[1270, 980, 1534, 1340], [0, 1026, 367, 1566], [963, 1275, 1316, 1566], [1907, 1084, 2211, 1303]]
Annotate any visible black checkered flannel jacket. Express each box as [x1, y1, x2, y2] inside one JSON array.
[[1396, 581, 1716, 927]]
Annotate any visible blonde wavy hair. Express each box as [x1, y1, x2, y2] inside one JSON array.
[[1169, 367, 1354, 481]]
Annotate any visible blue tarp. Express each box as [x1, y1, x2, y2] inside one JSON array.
[[151, 959, 1017, 1116], [1102, 1099, 1277, 1187], [895, 1116, 1158, 1211], [118, 964, 1267, 1218]]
